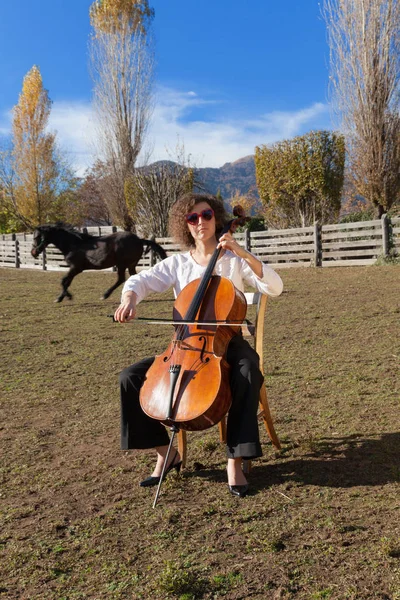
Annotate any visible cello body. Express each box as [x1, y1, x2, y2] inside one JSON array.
[[140, 275, 247, 431]]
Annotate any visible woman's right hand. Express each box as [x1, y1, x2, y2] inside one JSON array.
[[114, 292, 137, 323]]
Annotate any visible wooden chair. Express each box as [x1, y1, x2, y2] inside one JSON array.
[[177, 292, 281, 471]]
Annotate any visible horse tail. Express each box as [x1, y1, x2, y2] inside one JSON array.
[[142, 239, 168, 261]]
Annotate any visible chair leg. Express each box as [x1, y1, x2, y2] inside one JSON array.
[[177, 429, 187, 469], [259, 386, 281, 450]]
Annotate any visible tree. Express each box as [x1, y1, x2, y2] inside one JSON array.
[[225, 190, 266, 231], [322, 0, 400, 217], [76, 163, 114, 225], [255, 130, 345, 228], [0, 141, 20, 231], [0, 66, 76, 231], [128, 152, 201, 237], [89, 0, 155, 231], [227, 189, 262, 217]]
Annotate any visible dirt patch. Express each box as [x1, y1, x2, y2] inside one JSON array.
[[1, 265, 399, 599]]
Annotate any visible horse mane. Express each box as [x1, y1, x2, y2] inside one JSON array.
[[39, 222, 95, 241]]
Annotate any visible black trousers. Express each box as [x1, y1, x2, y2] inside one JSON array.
[[119, 335, 263, 459]]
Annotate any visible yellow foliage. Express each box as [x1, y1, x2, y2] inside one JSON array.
[[124, 177, 137, 218], [11, 66, 59, 225], [255, 131, 345, 227], [90, 0, 154, 34], [227, 190, 259, 217], [13, 66, 50, 142]]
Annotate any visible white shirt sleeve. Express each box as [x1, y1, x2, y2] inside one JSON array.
[[121, 251, 283, 303], [121, 254, 177, 304], [240, 256, 283, 297]]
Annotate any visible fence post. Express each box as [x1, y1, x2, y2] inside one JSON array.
[[111, 226, 117, 271], [381, 214, 389, 257], [314, 221, 322, 267], [245, 228, 251, 253], [42, 248, 47, 270], [149, 247, 155, 266], [14, 236, 20, 268], [149, 236, 156, 266]]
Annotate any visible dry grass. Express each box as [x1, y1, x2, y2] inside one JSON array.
[[0, 265, 399, 599]]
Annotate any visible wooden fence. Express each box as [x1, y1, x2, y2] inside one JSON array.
[[1, 215, 398, 272], [392, 216, 400, 255]]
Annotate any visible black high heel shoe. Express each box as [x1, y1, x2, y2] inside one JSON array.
[[228, 484, 250, 498], [140, 451, 182, 488]]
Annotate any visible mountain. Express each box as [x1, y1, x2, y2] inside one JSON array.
[[196, 155, 258, 200], [148, 155, 258, 200]]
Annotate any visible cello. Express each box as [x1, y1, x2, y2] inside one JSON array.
[[139, 206, 250, 506]]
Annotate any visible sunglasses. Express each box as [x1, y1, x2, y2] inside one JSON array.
[[185, 208, 215, 226]]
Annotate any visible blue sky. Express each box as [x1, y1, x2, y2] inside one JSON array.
[[0, 0, 333, 173]]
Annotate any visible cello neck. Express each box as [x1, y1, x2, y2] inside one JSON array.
[[183, 205, 249, 323], [183, 223, 230, 322]]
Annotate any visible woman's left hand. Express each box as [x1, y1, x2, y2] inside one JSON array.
[[217, 232, 247, 258]]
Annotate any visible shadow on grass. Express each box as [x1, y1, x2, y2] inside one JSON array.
[[181, 433, 400, 491], [252, 432, 400, 489]]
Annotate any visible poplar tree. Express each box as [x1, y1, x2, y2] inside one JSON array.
[[89, 0, 155, 231], [13, 66, 60, 226], [0, 66, 75, 230], [323, 0, 400, 216]]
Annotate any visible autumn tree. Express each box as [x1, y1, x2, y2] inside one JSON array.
[[227, 189, 263, 216], [322, 0, 400, 217], [255, 130, 345, 228], [75, 162, 115, 225], [89, 0, 155, 231], [0, 141, 19, 231], [226, 190, 265, 231], [0, 66, 76, 231]]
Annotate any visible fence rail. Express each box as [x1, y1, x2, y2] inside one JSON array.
[[1, 215, 398, 272]]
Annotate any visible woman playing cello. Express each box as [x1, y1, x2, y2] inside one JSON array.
[[114, 193, 283, 497]]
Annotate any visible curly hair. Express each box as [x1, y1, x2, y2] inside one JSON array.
[[168, 193, 229, 248]]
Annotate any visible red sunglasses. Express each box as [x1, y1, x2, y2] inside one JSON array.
[[185, 208, 215, 226]]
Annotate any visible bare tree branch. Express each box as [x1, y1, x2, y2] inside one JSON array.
[[323, 0, 400, 216], [127, 144, 203, 237], [89, 1, 155, 231]]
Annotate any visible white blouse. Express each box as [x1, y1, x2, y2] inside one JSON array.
[[121, 251, 283, 304]]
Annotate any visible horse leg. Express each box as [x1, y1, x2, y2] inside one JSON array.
[[102, 265, 126, 300], [128, 265, 137, 276], [56, 267, 81, 303]]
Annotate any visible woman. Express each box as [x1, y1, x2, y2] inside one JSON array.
[[114, 193, 283, 497]]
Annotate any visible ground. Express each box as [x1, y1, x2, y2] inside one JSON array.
[[0, 265, 399, 600]]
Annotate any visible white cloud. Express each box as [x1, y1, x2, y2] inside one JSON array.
[[48, 102, 96, 176], [0, 87, 331, 173], [0, 103, 96, 176], [145, 87, 330, 168]]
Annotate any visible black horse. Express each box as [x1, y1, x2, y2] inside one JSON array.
[[31, 223, 167, 302]]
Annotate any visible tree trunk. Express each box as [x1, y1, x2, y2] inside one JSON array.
[[376, 203, 385, 219], [123, 212, 136, 232]]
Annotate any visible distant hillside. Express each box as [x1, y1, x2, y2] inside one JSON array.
[[148, 155, 258, 201], [196, 155, 258, 200]]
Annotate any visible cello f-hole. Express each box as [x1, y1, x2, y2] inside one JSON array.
[[198, 336, 210, 363]]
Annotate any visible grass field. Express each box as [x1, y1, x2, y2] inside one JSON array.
[[0, 265, 399, 600]]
